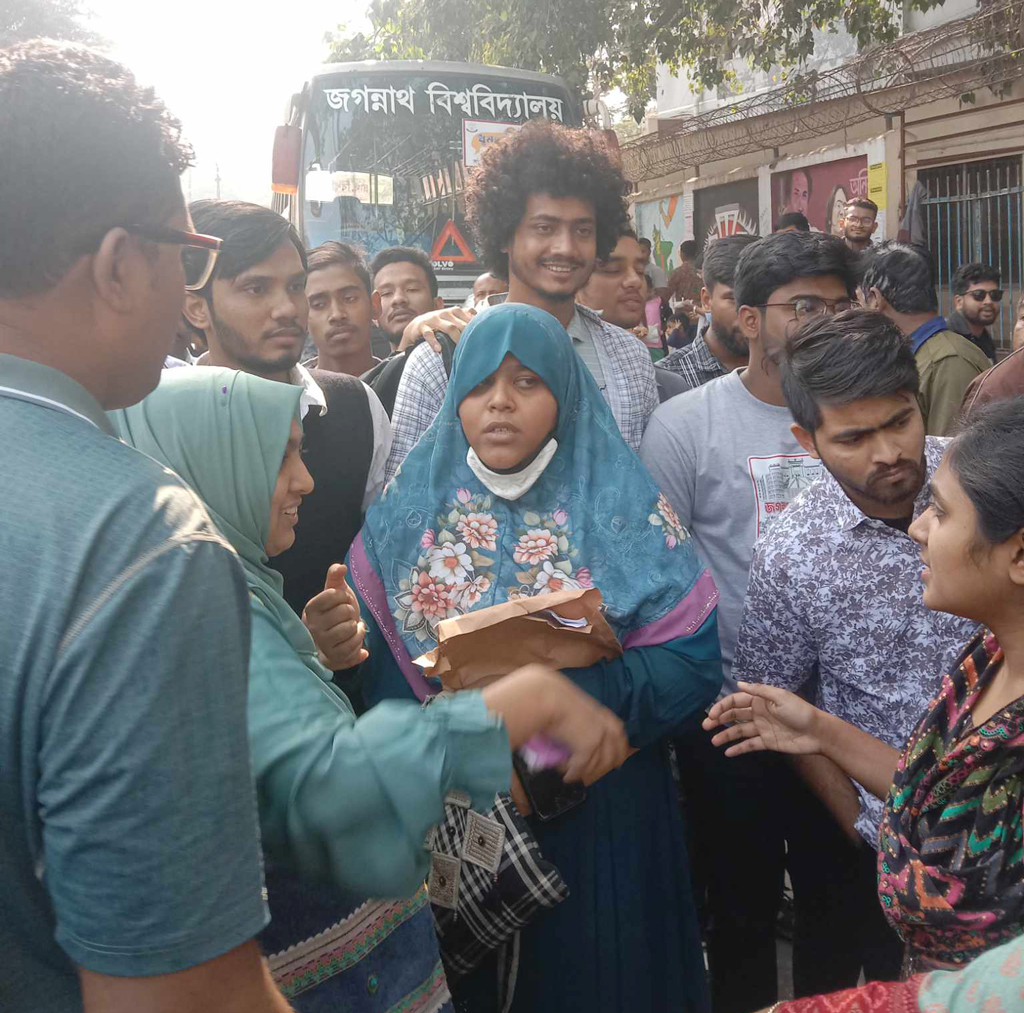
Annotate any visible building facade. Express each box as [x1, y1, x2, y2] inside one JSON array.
[[625, 0, 1024, 352]]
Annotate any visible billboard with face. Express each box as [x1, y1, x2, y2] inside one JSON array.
[[692, 179, 760, 254], [771, 155, 869, 235]]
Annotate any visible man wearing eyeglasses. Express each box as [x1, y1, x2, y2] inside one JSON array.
[[640, 230, 860, 1013], [861, 242, 991, 435], [948, 262, 1001, 364], [838, 197, 879, 253], [0, 41, 293, 1013]]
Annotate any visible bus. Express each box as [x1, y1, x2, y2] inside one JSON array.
[[271, 60, 582, 304]]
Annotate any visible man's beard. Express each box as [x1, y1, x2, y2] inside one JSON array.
[[211, 309, 304, 375], [711, 319, 749, 360], [820, 448, 927, 509], [508, 248, 590, 303], [962, 306, 996, 328]]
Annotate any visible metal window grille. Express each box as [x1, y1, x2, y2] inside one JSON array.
[[920, 155, 1023, 354]]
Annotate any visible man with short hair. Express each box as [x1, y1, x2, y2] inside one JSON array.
[[305, 241, 379, 376], [839, 197, 879, 252], [668, 238, 703, 305], [659, 233, 759, 391], [385, 120, 657, 481], [775, 211, 810, 233], [470, 270, 508, 306], [370, 246, 444, 353], [948, 262, 1001, 363], [185, 200, 391, 621], [0, 40, 291, 1013], [576, 230, 692, 400], [640, 229, 858, 1013], [862, 241, 990, 435], [638, 235, 670, 292], [577, 229, 648, 330], [736, 309, 976, 997]]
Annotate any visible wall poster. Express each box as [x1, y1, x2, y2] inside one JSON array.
[[692, 178, 761, 255], [771, 155, 869, 235]]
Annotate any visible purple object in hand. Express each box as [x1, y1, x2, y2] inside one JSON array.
[[519, 735, 571, 771]]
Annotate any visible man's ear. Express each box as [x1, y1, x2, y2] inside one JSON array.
[[700, 287, 712, 313], [870, 220, 879, 236], [865, 287, 888, 313], [183, 292, 212, 332], [737, 304, 761, 344], [953, 294, 965, 313], [91, 227, 141, 314], [372, 290, 383, 320], [433, 295, 445, 310], [790, 422, 820, 459]]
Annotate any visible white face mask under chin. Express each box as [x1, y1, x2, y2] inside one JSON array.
[[466, 438, 558, 501]]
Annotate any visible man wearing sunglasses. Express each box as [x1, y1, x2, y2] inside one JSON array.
[[640, 230, 860, 1012], [948, 262, 1001, 364], [861, 242, 991, 435], [0, 41, 292, 1013]]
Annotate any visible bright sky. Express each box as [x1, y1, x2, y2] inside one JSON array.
[[88, 0, 368, 205]]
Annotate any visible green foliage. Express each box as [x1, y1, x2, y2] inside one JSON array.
[[1, 0, 103, 47], [327, 0, 953, 121]]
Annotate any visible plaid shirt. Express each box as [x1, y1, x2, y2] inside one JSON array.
[[658, 332, 728, 392], [385, 304, 658, 483]]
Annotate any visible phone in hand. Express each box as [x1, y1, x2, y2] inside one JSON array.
[[511, 752, 586, 821]]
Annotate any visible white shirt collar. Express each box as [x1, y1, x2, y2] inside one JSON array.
[[290, 361, 327, 420], [466, 439, 558, 501]]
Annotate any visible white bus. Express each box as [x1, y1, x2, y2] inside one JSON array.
[[271, 60, 582, 303]]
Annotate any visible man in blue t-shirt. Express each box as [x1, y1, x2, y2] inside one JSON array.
[[0, 41, 292, 1013]]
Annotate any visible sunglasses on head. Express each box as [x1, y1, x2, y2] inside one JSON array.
[[966, 288, 1003, 302]]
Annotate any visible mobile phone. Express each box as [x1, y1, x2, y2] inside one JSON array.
[[511, 752, 586, 822]]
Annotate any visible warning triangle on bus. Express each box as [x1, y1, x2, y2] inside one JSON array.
[[430, 220, 476, 263]]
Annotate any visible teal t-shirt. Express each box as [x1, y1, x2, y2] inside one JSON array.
[[0, 356, 268, 1011]]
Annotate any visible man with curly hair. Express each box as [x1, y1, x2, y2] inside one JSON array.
[[384, 121, 658, 481], [0, 41, 292, 1013]]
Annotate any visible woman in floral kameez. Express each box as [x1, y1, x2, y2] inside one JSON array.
[[350, 303, 723, 1013]]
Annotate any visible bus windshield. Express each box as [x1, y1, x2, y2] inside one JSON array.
[[299, 66, 579, 298]]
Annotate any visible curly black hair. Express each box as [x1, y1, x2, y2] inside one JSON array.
[[0, 40, 193, 299], [464, 121, 630, 279]]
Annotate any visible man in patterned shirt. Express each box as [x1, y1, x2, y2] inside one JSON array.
[[641, 230, 859, 1013], [384, 121, 657, 482], [735, 311, 976, 999], [660, 233, 759, 392]]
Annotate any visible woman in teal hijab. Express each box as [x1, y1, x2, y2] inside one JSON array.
[[111, 366, 628, 1013], [351, 303, 724, 1013]]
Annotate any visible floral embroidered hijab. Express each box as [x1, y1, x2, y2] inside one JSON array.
[[352, 303, 709, 660]]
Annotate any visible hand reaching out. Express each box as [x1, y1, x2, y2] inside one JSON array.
[[302, 563, 369, 671], [397, 307, 474, 352], [701, 681, 825, 758]]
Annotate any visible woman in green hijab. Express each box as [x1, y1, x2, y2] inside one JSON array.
[[111, 367, 627, 1013]]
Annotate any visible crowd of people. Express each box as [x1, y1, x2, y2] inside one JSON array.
[[5, 37, 1024, 1013]]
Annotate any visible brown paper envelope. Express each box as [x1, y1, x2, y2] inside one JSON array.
[[413, 587, 622, 690]]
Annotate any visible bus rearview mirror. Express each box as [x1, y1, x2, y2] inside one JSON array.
[[272, 125, 302, 195]]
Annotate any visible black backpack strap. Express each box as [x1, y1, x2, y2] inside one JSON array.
[[436, 330, 457, 378]]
